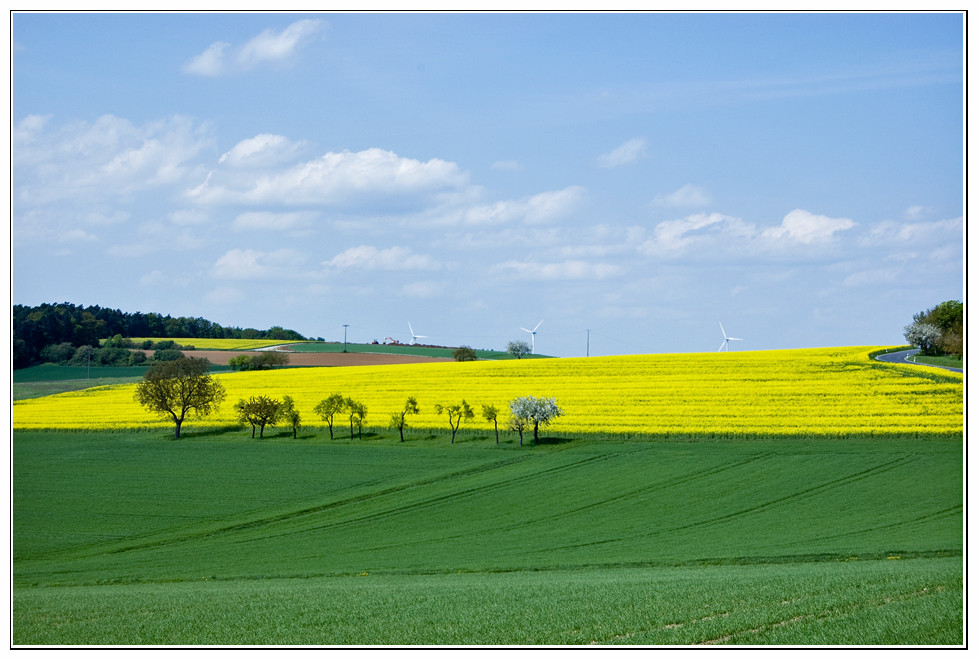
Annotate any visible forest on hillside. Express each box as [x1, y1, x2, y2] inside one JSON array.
[[12, 302, 307, 368]]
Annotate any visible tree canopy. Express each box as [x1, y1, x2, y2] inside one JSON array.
[[133, 357, 226, 438], [905, 300, 963, 357]]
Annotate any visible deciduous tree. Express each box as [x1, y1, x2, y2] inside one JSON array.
[[133, 357, 226, 439], [507, 340, 531, 360], [482, 404, 500, 444], [281, 395, 301, 439], [453, 346, 477, 361], [346, 398, 367, 440], [435, 400, 474, 444], [389, 396, 420, 442], [234, 395, 282, 438], [508, 396, 563, 445], [314, 393, 345, 439]]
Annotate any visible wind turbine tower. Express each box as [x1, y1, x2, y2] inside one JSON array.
[[718, 322, 743, 352], [521, 320, 543, 354], [408, 322, 427, 346]]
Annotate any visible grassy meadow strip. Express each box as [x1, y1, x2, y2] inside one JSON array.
[[13, 558, 962, 645], [12, 431, 963, 645], [123, 338, 305, 350], [11, 347, 962, 438]]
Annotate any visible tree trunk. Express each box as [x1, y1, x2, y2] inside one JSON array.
[[399, 425, 405, 442], [327, 422, 333, 440], [494, 420, 499, 444], [533, 421, 539, 443], [174, 419, 182, 439]]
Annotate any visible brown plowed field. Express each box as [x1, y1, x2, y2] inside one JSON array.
[[177, 350, 453, 368]]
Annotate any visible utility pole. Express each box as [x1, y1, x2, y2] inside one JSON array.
[[343, 324, 349, 353]]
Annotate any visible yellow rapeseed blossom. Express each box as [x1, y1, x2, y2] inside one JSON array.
[[122, 338, 304, 350], [12, 347, 963, 438]]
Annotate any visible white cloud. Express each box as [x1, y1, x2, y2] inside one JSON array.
[[13, 114, 213, 204], [652, 184, 713, 207], [189, 147, 468, 207], [862, 216, 961, 246], [183, 19, 324, 76], [326, 245, 437, 271], [212, 248, 305, 280], [218, 133, 305, 167], [493, 259, 624, 280], [183, 41, 230, 76], [762, 209, 855, 245], [237, 19, 324, 69], [596, 138, 647, 168], [449, 186, 585, 227], [640, 212, 745, 254]]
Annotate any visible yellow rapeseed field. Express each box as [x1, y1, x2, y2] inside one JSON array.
[[121, 338, 304, 350], [12, 347, 963, 438]]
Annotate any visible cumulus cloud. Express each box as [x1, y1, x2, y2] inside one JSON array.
[[212, 248, 304, 280], [326, 245, 437, 271], [640, 212, 749, 254], [596, 138, 647, 168], [218, 133, 305, 167], [13, 114, 213, 204], [861, 216, 961, 246], [189, 147, 468, 208], [761, 209, 855, 244], [652, 184, 713, 207], [183, 19, 324, 76], [447, 186, 586, 227]]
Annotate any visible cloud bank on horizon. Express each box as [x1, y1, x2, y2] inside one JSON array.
[[11, 13, 964, 357]]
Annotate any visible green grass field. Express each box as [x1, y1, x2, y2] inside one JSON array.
[[12, 429, 962, 645], [912, 354, 963, 369], [11, 364, 234, 401]]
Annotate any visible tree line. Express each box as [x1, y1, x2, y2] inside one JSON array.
[[13, 302, 308, 368], [134, 356, 562, 444], [903, 300, 963, 358]]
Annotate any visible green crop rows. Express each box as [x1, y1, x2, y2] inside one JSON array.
[[12, 430, 963, 646]]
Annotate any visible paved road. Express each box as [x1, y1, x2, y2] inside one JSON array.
[[874, 348, 963, 374]]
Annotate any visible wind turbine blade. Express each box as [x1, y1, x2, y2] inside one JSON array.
[[730, 337, 743, 341], [719, 341, 726, 352], [520, 328, 531, 334], [533, 320, 543, 332], [719, 322, 726, 338]]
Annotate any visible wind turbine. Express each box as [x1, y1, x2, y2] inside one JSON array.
[[521, 320, 543, 354], [718, 322, 743, 352], [408, 322, 427, 346]]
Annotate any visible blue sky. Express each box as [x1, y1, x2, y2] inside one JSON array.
[[11, 12, 964, 356]]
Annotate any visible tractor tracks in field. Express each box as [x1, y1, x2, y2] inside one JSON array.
[[56, 453, 540, 559], [547, 453, 921, 553]]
